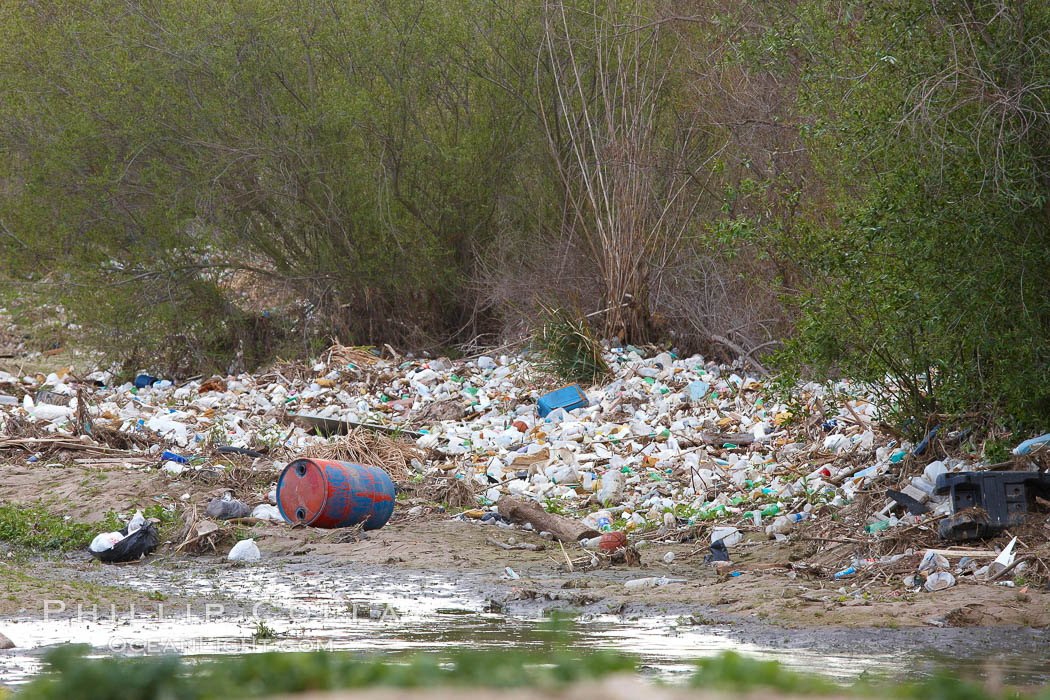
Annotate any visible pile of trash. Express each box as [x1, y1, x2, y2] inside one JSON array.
[[2, 342, 1049, 587]]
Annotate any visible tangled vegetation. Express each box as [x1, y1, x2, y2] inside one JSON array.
[[0, 0, 1046, 435]]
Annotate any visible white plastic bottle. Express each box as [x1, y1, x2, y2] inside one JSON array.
[[597, 470, 623, 506], [764, 512, 810, 537]]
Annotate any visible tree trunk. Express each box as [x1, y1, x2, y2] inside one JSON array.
[[497, 496, 599, 542]]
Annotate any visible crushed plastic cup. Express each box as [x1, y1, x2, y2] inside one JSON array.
[[924, 571, 955, 591]]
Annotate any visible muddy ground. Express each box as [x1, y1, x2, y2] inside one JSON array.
[[1, 459, 1048, 635]]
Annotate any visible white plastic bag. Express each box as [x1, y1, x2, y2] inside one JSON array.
[[711, 526, 742, 548], [228, 539, 261, 561], [127, 510, 146, 534], [89, 531, 125, 553], [918, 550, 949, 573], [251, 504, 284, 522]]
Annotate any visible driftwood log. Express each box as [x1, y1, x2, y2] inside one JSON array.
[[497, 496, 599, 542], [677, 432, 755, 449]]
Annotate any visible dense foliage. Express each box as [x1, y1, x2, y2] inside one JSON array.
[[780, 0, 1050, 431], [0, 0, 1046, 433]]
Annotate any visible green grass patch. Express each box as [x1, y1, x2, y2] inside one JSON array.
[[17, 642, 1050, 700], [691, 652, 837, 694], [16, 646, 1050, 700], [17, 645, 636, 699], [0, 504, 122, 551], [140, 504, 181, 541]]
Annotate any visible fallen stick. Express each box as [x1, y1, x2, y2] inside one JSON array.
[[0, 437, 133, 455], [497, 496, 599, 542], [987, 555, 1036, 583], [74, 457, 151, 465], [292, 413, 423, 439], [795, 536, 866, 545], [223, 517, 269, 526], [827, 452, 877, 485], [699, 431, 755, 446], [924, 548, 997, 559], [485, 537, 544, 552], [559, 540, 574, 572]]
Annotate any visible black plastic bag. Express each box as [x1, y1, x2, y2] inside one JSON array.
[[704, 538, 730, 563], [89, 523, 159, 563], [205, 497, 251, 520]]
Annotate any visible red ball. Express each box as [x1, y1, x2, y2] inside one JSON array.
[[598, 531, 628, 552]]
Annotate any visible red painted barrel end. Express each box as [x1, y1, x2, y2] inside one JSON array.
[[277, 458, 395, 530]]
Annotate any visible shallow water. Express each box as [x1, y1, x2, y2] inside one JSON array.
[[2, 563, 1048, 688]]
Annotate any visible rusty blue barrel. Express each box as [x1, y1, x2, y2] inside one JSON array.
[[276, 459, 395, 530]]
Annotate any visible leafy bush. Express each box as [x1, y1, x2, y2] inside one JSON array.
[[0, 0, 540, 370], [532, 305, 612, 385], [773, 0, 1050, 435]]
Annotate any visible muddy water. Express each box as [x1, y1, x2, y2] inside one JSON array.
[[2, 562, 1049, 688]]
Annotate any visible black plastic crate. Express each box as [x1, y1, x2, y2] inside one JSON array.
[[934, 471, 1050, 540]]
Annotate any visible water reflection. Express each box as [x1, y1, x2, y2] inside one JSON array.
[[2, 562, 1048, 688]]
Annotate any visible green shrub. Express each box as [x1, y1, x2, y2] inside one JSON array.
[[532, 304, 612, 386], [774, 0, 1050, 436]]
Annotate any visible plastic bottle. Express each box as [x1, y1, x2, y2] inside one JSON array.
[[1014, 433, 1050, 456], [597, 470, 623, 506], [764, 512, 810, 536], [595, 510, 613, 531]]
